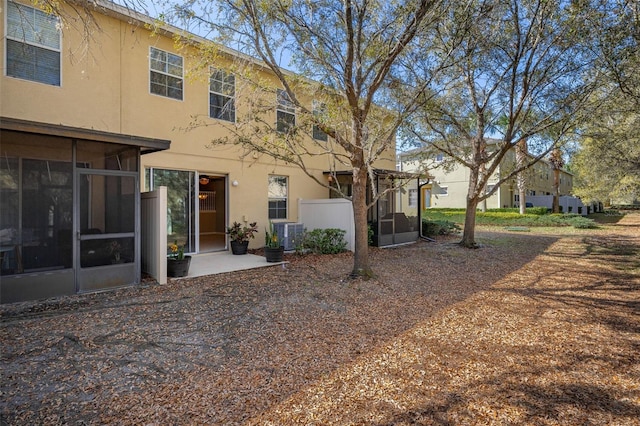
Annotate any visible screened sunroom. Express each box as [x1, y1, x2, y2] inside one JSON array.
[[326, 169, 424, 247], [0, 118, 169, 303]]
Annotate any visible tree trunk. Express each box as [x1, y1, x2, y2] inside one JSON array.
[[516, 140, 528, 215], [460, 196, 479, 248], [350, 167, 374, 278], [553, 168, 560, 213], [462, 154, 482, 248]]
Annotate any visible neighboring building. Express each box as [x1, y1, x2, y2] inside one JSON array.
[[398, 143, 574, 210], [0, 0, 397, 302]]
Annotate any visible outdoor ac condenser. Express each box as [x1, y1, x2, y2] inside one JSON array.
[[273, 222, 304, 251]]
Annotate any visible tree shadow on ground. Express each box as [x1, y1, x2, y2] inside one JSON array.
[[372, 228, 640, 426], [377, 378, 640, 425], [1, 233, 562, 424]]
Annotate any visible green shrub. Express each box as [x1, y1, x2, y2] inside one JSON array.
[[566, 216, 598, 229], [533, 215, 570, 226], [422, 219, 461, 237], [486, 207, 548, 215], [563, 213, 582, 219], [526, 207, 550, 215], [301, 228, 347, 254], [478, 211, 527, 220], [422, 208, 599, 229]]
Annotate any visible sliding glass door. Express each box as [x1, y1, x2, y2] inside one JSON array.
[[146, 169, 196, 254]]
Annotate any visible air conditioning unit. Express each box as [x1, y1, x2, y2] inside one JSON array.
[[273, 222, 304, 251]]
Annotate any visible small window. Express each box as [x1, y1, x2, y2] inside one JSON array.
[[408, 188, 418, 208], [439, 186, 448, 196], [486, 184, 495, 195], [268, 175, 288, 219], [435, 153, 444, 162], [209, 68, 235, 122], [312, 100, 328, 141], [6, 1, 61, 86], [276, 89, 296, 133], [150, 47, 183, 100]]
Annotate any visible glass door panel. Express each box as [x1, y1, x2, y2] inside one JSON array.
[[149, 169, 196, 254]]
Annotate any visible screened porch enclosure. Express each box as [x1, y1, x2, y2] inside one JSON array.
[[328, 170, 421, 247], [0, 119, 169, 303]]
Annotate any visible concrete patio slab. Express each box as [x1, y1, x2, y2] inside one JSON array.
[[174, 251, 287, 280]]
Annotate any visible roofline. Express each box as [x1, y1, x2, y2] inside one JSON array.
[[0, 117, 171, 153], [68, 1, 393, 116], [398, 142, 572, 175], [87, 0, 298, 78], [324, 169, 427, 180]]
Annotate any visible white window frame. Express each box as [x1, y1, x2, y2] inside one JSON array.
[[312, 100, 328, 141], [149, 47, 183, 100], [209, 67, 235, 122], [408, 188, 418, 208], [5, 0, 61, 86], [276, 89, 296, 133], [268, 175, 288, 219], [439, 186, 449, 196]]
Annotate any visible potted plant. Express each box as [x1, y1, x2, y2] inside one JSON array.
[[264, 222, 284, 262], [167, 240, 191, 277], [109, 240, 123, 264], [226, 221, 258, 255]]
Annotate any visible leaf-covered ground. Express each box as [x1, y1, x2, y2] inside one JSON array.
[[2, 215, 639, 425]]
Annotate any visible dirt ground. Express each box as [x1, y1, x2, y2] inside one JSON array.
[[1, 214, 639, 425]]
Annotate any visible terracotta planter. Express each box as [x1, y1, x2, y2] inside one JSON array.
[[167, 256, 191, 277], [264, 246, 284, 262], [231, 240, 249, 255]]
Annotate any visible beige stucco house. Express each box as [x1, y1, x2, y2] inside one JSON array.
[[0, 0, 400, 302], [398, 145, 574, 210]]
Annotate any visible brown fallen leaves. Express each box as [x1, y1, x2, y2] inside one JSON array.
[[1, 215, 639, 425]]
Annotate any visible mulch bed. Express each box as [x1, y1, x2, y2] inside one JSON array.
[[1, 216, 639, 425]]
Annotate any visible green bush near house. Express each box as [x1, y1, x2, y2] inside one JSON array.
[[566, 216, 598, 229], [488, 207, 549, 215], [422, 208, 598, 229], [300, 228, 348, 254], [422, 219, 461, 237]]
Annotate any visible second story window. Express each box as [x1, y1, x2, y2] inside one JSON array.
[[209, 68, 235, 122], [149, 47, 183, 100], [276, 89, 295, 133], [312, 100, 328, 141], [6, 1, 61, 86]]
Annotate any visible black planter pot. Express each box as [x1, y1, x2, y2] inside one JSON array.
[[167, 256, 191, 278], [264, 246, 284, 262], [231, 240, 249, 255]]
